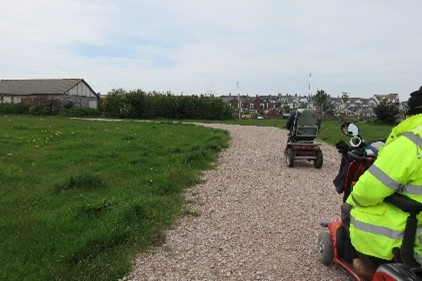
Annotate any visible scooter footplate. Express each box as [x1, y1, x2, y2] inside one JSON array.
[[375, 263, 422, 280]]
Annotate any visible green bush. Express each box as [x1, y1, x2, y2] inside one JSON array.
[[64, 101, 75, 109], [28, 104, 52, 115], [102, 89, 129, 118], [102, 89, 234, 120], [59, 107, 101, 117], [373, 99, 400, 125], [0, 103, 31, 114]]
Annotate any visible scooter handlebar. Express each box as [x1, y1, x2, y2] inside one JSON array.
[[346, 150, 370, 162]]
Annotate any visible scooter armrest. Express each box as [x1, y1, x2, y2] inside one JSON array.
[[385, 193, 422, 214]]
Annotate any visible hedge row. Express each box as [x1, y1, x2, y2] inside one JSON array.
[[102, 89, 233, 120], [0, 90, 234, 120]]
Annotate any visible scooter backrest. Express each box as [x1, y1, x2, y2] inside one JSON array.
[[342, 158, 374, 202]]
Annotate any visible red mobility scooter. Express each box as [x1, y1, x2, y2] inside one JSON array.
[[317, 122, 422, 281]]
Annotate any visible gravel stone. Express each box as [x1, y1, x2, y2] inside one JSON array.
[[129, 124, 353, 281]]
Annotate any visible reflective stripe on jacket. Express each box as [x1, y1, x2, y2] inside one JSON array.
[[346, 114, 422, 261]]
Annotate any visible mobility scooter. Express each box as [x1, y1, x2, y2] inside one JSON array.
[[317, 122, 422, 280], [284, 109, 323, 168]]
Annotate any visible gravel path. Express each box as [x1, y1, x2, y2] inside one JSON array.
[[128, 124, 352, 281]]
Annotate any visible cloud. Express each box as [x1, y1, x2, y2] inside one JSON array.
[[1, 0, 421, 100]]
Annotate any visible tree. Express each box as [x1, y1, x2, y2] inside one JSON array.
[[373, 99, 400, 125], [341, 92, 349, 104], [315, 89, 328, 115], [103, 88, 129, 118]]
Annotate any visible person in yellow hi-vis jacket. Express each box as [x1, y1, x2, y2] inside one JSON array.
[[344, 85, 422, 278]]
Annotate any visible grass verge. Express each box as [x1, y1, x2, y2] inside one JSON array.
[[0, 116, 229, 281]]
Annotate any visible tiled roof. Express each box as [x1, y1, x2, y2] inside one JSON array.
[[0, 79, 84, 95]]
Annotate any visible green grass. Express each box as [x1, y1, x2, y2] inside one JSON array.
[[0, 115, 394, 281], [0, 116, 230, 281], [196, 118, 393, 145], [316, 120, 393, 145]]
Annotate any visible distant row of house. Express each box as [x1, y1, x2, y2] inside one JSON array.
[[0, 78, 405, 120], [219, 92, 404, 120]]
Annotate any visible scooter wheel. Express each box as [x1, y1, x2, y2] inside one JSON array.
[[286, 148, 294, 167], [314, 150, 323, 168], [317, 231, 334, 266]]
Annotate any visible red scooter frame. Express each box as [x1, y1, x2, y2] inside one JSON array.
[[319, 220, 422, 281], [321, 220, 362, 280], [317, 123, 422, 281]]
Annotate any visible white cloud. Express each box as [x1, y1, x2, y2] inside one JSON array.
[[1, 0, 421, 100]]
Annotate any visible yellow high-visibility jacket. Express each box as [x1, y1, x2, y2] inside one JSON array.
[[346, 113, 422, 263]]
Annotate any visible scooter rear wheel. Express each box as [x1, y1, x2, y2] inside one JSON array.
[[317, 231, 334, 266], [285, 148, 295, 167], [314, 150, 323, 168]]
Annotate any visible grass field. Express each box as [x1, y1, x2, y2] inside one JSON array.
[[316, 120, 393, 145], [0, 115, 394, 281], [0, 116, 230, 281], [201, 118, 394, 145]]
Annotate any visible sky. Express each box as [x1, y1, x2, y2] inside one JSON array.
[[1, 0, 421, 101]]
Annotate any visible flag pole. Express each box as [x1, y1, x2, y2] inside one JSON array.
[[237, 82, 241, 120], [308, 72, 312, 96], [308, 72, 312, 108]]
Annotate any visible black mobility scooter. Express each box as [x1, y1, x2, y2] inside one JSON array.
[[284, 109, 323, 168]]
